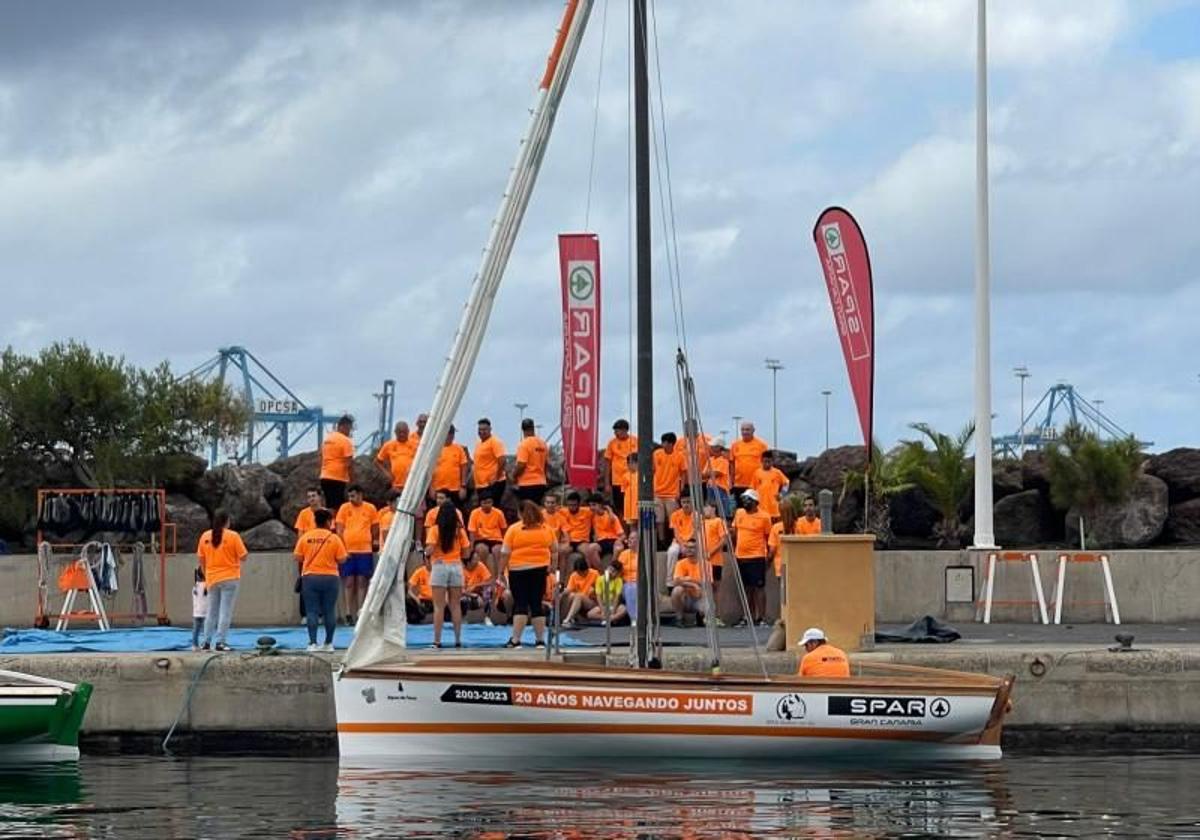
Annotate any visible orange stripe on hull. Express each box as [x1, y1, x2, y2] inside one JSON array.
[[337, 721, 976, 744]]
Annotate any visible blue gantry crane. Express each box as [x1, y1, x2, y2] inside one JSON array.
[[994, 383, 1150, 457], [181, 346, 343, 464]]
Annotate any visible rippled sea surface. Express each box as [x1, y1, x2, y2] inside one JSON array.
[[2, 751, 1200, 838]]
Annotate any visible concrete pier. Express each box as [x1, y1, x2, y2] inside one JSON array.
[[6, 634, 1200, 753]]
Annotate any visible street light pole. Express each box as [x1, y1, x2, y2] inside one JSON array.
[[514, 402, 528, 424], [732, 415, 742, 439], [1013, 366, 1030, 456], [820, 390, 832, 452], [765, 359, 783, 448]]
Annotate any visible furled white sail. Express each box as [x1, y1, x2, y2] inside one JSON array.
[[344, 0, 594, 670]]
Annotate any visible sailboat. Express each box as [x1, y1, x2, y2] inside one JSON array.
[[335, 0, 1013, 761], [0, 669, 92, 762]]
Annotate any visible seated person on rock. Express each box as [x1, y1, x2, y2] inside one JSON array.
[[797, 626, 850, 678], [591, 557, 629, 626], [561, 555, 600, 629], [406, 554, 434, 625], [668, 539, 707, 627], [460, 551, 499, 625]]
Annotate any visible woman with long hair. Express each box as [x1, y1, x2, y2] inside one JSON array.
[[196, 509, 248, 651], [293, 507, 349, 651], [425, 499, 470, 648], [500, 500, 559, 649]]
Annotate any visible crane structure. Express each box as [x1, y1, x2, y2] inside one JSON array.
[[994, 383, 1150, 457], [181, 346, 343, 464]]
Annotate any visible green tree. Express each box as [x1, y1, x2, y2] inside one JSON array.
[[0, 342, 249, 492], [840, 440, 914, 546], [1045, 423, 1142, 541], [895, 422, 975, 547]]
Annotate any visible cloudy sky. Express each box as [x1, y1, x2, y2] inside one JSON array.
[[2, 0, 1197, 459]]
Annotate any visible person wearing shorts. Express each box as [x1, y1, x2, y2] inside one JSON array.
[[731, 489, 772, 626], [669, 540, 707, 626], [500, 500, 558, 649], [334, 485, 378, 626], [425, 500, 470, 648], [468, 494, 507, 576]]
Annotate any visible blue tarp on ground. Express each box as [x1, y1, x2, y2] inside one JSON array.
[[0, 624, 588, 654]]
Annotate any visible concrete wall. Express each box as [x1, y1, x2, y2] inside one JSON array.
[[3, 548, 1199, 629]]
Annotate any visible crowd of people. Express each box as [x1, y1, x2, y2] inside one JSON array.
[[191, 413, 830, 654]]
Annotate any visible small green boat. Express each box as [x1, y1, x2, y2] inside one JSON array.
[[0, 669, 92, 762]]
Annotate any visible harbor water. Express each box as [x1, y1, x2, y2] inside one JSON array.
[[2, 751, 1199, 838]]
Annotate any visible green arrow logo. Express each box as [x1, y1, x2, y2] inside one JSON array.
[[824, 226, 841, 251], [569, 266, 594, 301]]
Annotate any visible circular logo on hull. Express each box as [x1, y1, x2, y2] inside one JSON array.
[[775, 693, 807, 721]]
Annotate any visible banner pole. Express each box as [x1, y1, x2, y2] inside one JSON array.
[[972, 0, 996, 549]]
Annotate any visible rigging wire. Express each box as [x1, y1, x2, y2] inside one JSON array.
[[583, 0, 611, 231]]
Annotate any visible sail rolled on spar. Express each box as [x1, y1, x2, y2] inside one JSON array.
[[344, 0, 596, 670]]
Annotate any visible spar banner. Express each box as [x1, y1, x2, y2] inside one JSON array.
[[812, 207, 874, 455], [558, 233, 601, 489]]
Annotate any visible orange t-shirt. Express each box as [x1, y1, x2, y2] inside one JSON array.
[[707, 455, 732, 492], [431, 444, 468, 493], [377, 506, 395, 539], [604, 434, 638, 489], [320, 431, 354, 482], [796, 516, 822, 535], [682, 435, 710, 478], [197, 529, 248, 586], [730, 436, 769, 488], [671, 557, 704, 593], [592, 510, 624, 540], [377, 438, 418, 488], [408, 566, 432, 601], [293, 507, 317, 534], [293, 528, 348, 576], [732, 508, 772, 559], [800, 644, 850, 677], [560, 507, 593, 542], [425, 506, 465, 529], [623, 479, 639, 524], [463, 561, 493, 590], [543, 571, 558, 603], [468, 507, 508, 542], [769, 520, 792, 576], [753, 467, 789, 518], [566, 568, 599, 595], [515, 436, 549, 486], [669, 507, 698, 542], [502, 522, 555, 570], [542, 508, 564, 539], [335, 501, 378, 553], [703, 516, 728, 567], [473, 436, 506, 487], [617, 548, 638, 583], [652, 447, 685, 499], [426, 524, 469, 565]]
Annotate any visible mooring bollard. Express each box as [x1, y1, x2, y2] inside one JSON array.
[[818, 489, 833, 534]]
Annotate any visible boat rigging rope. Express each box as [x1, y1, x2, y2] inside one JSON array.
[[583, 0, 610, 230]]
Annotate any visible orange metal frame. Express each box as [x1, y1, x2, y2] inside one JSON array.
[[34, 487, 171, 628]]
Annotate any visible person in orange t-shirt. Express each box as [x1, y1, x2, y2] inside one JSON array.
[[702, 503, 729, 584], [586, 493, 625, 569], [376, 492, 398, 545], [335, 485, 379, 625], [704, 440, 734, 519], [500, 501, 559, 649], [560, 556, 600, 628], [196, 510, 249, 651], [293, 488, 324, 535], [406, 554, 434, 625], [375, 421, 418, 492], [429, 424, 470, 505], [769, 499, 801, 578], [731, 489, 772, 626], [473, 417, 508, 506], [622, 452, 640, 526], [752, 451, 790, 520], [319, 415, 355, 510], [293, 507, 348, 650], [559, 490, 594, 555], [602, 419, 637, 518], [729, 422, 769, 508], [460, 552, 497, 623], [616, 524, 640, 625], [666, 494, 699, 569], [424, 490, 465, 529], [669, 540, 707, 625], [425, 500, 471, 648], [468, 494, 508, 575], [512, 418, 549, 505], [653, 432, 686, 544], [798, 627, 850, 677], [796, 496, 823, 535]]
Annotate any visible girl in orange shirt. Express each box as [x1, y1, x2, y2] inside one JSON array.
[[500, 501, 559, 649], [426, 501, 471, 648], [196, 510, 249, 651]]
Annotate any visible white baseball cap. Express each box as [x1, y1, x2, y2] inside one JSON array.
[[799, 627, 826, 646], [740, 488, 760, 503]]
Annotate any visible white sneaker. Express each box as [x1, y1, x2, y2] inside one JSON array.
[[631, 619, 637, 628], [484, 616, 494, 627], [321, 643, 335, 653], [307, 643, 318, 652], [299, 619, 307, 626]]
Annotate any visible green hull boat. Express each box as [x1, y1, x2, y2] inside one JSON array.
[[0, 669, 92, 762]]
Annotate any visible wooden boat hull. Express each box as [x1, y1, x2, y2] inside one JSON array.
[[336, 659, 1012, 761], [0, 681, 92, 763]]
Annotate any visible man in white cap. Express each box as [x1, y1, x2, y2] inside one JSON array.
[[731, 488, 772, 626], [798, 627, 850, 677]]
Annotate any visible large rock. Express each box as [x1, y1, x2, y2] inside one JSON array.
[[1146, 448, 1200, 504], [994, 489, 1055, 547], [889, 486, 939, 539], [242, 519, 297, 551], [1065, 474, 1168, 549], [807, 446, 867, 494], [193, 464, 283, 530], [772, 449, 803, 480], [1021, 450, 1053, 495], [351, 455, 392, 506], [267, 450, 319, 479], [165, 494, 210, 554], [1164, 498, 1200, 545], [993, 459, 1024, 500]]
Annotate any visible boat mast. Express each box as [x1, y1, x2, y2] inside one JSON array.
[[633, 0, 655, 670]]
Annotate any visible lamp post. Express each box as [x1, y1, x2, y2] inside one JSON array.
[[820, 389, 832, 452], [1093, 399, 1104, 434], [1013, 366, 1030, 456], [765, 359, 783, 448], [732, 415, 742, 439], [514, 402, 528, 424], [972, 0, 996, 549]]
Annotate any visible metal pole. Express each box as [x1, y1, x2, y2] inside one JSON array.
[[821, 389, 832, 452], [514, 402, 528, 424], [633, 0, 654, 670], [1013, 366, 1029, 456], [972, 0, 996, 549], [764, 359, 782, 448]]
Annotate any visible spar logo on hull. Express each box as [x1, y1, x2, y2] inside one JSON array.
[[827, 696, 952, 727]]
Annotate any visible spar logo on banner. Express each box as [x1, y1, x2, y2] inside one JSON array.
[[820, 222, 870, 361], [559, 234, 601, 489]]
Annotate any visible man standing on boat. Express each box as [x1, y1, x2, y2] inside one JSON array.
[[473, 417, 507, 507], [602, 419, 637, 518], [730, 422, 769, 510], [512, 417, 549, 507], [798, 627, 850, 677], [320, 415, 355, 511]]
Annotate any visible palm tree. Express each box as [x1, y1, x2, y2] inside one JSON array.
[[895, 422, 975, 547], [1045, 423, 1142, 546], [840, 440, 913, 546]]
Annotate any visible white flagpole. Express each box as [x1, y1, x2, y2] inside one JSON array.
[[972, 0, 996, 549]]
